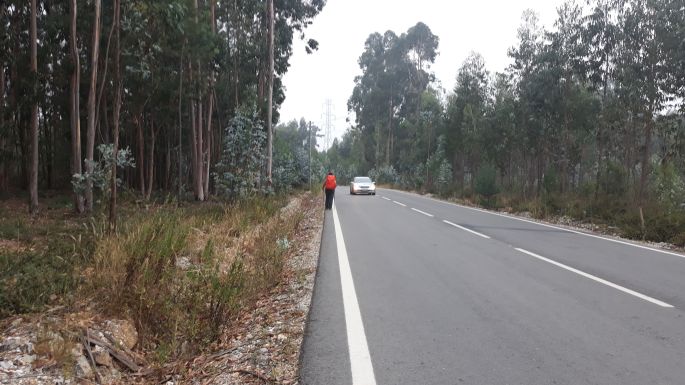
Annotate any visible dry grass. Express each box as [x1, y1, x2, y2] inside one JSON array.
[[84, 194, 303, 362]]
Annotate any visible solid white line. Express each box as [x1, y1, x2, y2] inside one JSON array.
[[381, 197, 391, 201], [386, 189, 685, 260], [411, 208, 434, 217], [515, 248, 674, 308], [393, 200, 407, 207], [332, 203, 378, 385], [443, 220, 491, 239]]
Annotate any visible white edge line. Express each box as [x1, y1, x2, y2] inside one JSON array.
[[392, 200, 407, 207], [385, 189, 685, 260], [332, 203, 378, 384], [442, 220, 491, 239], [515, 248, 674, 308], [411, 208, 434, 217]]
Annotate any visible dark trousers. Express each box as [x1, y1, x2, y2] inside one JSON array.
[[325, 188, 335, 209]]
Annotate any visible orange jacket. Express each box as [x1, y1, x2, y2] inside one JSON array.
[[323, 174, 337, 190]]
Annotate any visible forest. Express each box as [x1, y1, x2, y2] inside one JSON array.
[[328, 0, 685, 244], [0, 0, 325, 226], [0, 0, 327, 373]]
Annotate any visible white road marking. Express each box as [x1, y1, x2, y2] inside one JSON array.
[[332, 203, 378, 385], [387, 189, 685, 260], [443, 220, 491, 239], [381, 196, 391, 201], [393, 200, 407, 207], [515, 248, 674, 308], [411, 208, 434, 217]]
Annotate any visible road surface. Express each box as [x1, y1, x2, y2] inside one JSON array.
[[299, 187, 685, 385]]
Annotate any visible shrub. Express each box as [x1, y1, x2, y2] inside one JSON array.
[[214, 110, 267, 199], [369, 165, 399, 185], [475, 164, 499, 207]]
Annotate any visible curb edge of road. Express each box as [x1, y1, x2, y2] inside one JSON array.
[[296, 208, 329, 382]]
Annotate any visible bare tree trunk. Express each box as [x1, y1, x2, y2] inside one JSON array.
[[196, 96, 205, 200], [136, 113, 145, 195], [205, 1, 216, 196], [0, 64, 6, 192], [177, 49, 184, 201], [638, 110, 653, 205], [233, 0, 240, 108], [85, 0, 102, 212], [29, 0, 39, 214], [69, 0, 85, 212], [108, 0, 121, 232], [266, 0, 275, 184], [205, 95, 213, 195], [146, 120, 156, 200], [386, 93, 392, 166]]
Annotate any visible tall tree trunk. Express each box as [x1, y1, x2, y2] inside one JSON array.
[[638, 110, 653, 205], [69, 0, 84, 213], [266, 0, 275, 184], [108, 0, 121, 232], [1, 64, 7, 192], [85, 0, 102, 212], [233, 0, 240, 108], [205, 1, 216, 196], [29, 0, 39, 214], [191, 0, 205, 201], [205, 96, 212, 195], [177, 49, 184, 201], [386, 93, 392, 166], [136, 113, 145, 195], [146, 120, 156, 200]]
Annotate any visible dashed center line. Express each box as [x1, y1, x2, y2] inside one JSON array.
[[442, 220, 491, 239], [515, 248, 674, 308], [381, 196, 391, 201], [411, 208, 434, 217], [393, 200, 407, 207]]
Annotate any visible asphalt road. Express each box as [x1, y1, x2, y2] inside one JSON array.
[[299, 187, 685, 385]]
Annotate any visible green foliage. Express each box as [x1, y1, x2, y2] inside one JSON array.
[[0, 250, 76, 317], [436, 159, 453, 197], [598, 161, 628, 197], [72, 144, 136, 198], [369, 165, 399, 185], [214, 110, 267, 199], [474, 164, 500, 207], [651, 162, 685, 211]]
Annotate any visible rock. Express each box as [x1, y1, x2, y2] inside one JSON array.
[[102, 320, 138, 350], [175, 256, 192, 270], [0, 360, 14, 370], [72, 348, 94, 379], [17, 354, 36, 366], [92, 346, 113, 367]]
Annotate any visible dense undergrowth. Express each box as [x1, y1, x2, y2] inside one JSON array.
[[0, 192, 306, 362]]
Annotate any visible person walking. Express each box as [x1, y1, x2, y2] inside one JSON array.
[[322, 171, 337, 210]]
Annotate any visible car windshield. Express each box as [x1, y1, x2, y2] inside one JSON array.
[[354, 177, 372, 183]]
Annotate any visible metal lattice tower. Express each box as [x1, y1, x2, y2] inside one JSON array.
[[321, 99, 335, 150]]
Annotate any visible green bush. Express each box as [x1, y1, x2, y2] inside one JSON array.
[[475, 164, 500, 207]]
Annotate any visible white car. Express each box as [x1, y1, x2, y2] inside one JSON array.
[[350, 176, 376, 195]]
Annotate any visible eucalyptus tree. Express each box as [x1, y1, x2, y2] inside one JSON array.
[[29, 0, 39, 214], [444, 52, 490, 190]]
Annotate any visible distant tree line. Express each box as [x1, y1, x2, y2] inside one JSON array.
[[328, 0, 685, 243], [0, 0, 325, 225]]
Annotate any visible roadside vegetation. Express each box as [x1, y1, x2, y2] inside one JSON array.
[[327, 0, 685, 246]]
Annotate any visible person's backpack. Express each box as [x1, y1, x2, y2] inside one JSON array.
[[325, 174, 337, 190]]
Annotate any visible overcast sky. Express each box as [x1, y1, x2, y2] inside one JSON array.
[[280, 0, 567, 149]]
